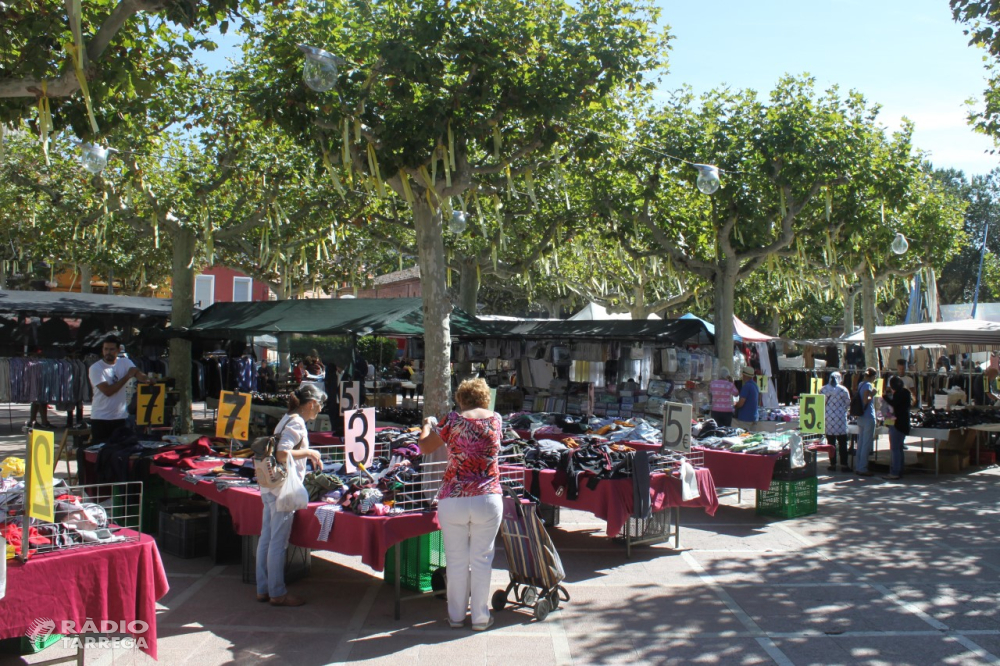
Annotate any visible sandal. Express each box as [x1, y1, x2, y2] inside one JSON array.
[[269, 595, 305, 607], [256, 594, 269, 603]]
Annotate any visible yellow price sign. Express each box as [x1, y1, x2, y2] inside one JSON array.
[[799, 394, 826, 434], [216, 390, 252, 440], [756, 374, 769, 394], [136, 383, 166, 426], [810, 377, 823, 394], [28, 429, 55, 523], [874, 378, 884, 395]]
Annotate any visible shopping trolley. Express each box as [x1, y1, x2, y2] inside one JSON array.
[[491, 487, 569, 621]]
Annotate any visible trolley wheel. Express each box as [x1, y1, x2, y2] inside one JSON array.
[[521, 587, 538, 606], [549, 591, 560, 610], [534, 598, 551, 621], [491, 590, 507, 612]]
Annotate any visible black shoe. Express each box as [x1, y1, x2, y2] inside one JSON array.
[[840, 466, 851, 473], [856, 470, 874, 477], [827, 466, 837, 472]]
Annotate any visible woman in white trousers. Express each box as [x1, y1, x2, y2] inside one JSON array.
[[419, 378, 503, 631]]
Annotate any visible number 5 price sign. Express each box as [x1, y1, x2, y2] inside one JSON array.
[[216, 390, 252, 440], [344, 407, 376, 473], [136, 383, 166, 426], [661, 401, 693, 452], [799, 394, 826, 434], [339, 381, 360, 413]]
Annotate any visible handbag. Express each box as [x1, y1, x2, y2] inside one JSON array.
[[252, 418, 302, 490], [275, 460, 309, 512]]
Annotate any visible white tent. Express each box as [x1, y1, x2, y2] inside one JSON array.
[[569, 302, 661, 321], [843, 319, 1000, 352]]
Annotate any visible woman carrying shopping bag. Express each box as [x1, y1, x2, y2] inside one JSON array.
[[419, 378, 503, 631], [257, 383, 326, 606]]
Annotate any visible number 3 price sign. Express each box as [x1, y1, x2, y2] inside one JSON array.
[[344, 407, 376, 473], [216, 390, 252, 440], [661, 401, 693, 452], [799, 394, 826, 434]]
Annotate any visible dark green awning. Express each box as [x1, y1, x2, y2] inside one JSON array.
[[0, 289, 174, 318], [482, 318, 713, 344], [188, 298, 498, 338]]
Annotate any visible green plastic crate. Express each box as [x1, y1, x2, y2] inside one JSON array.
[[0, 633, 62, 656], [756, 476, 818, 519], [110, 478, 191, 534], [384, 530, 446, 592]]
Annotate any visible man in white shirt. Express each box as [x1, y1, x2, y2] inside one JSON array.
[[896, 359, 917, 407], [88, 336, 154, 445]]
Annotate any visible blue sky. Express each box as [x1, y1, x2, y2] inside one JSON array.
[[200, 0, 997, 176]]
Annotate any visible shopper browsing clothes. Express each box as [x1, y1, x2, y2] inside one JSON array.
[[883, 375, 912, 480], [257, 384, 325, 607], [418, 378, 503, 631], [88, 336, 155, 444], [734, 366, 760, 425], [854, 367, 879, 477], [709, 367, 740, 427], [820, 372, 852, 472]]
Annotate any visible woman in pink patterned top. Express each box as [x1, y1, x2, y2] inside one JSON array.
[[708, 367, 740, 427], [419, 378, 503, 631]]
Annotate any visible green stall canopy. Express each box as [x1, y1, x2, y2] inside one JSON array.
[[187, 298, 498, 338]]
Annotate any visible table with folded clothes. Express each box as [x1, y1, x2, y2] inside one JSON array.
[[502, 433, 719, 556], [149, 430, 440, 573], [0, 531, 169, 659]]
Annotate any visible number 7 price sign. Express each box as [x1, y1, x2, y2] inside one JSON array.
[[136, 383, 166, 426], [799, 394, 826, 434], [216, 390, 252, 440], [661, 401, 693, 452], [344, 407, 376, 473]]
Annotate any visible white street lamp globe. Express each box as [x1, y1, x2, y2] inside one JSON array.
[[891, 233, 909, 255], [694, 164, 721, 195], [298, 44, 340, 92], [80, 143, 109, 174], [449, 210, 468, 234]]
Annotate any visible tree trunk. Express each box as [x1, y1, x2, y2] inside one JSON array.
[[861, 269, 878, 369], [413, 200, 452, 425], [714, 264, 737, 374], [274, 291, 291, 377], [842, 285, 857, 335], [107, 267, 114, 295], [80, 264, 92, 293], [169, 228, 196, 433], [0, 265, 6, 290], [458, 259, 479, 316]]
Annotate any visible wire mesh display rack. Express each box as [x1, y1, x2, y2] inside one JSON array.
[[391, 449, 527, 514], [617, 448, 704, 557], [1, 481, 143, 558]]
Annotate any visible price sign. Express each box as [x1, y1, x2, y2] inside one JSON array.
[[874, 378, 884, 395], [810, 377, 823, 394], [28, 429, 54, 523], [344, 407, 376, 473], [799, 394, 826, 434], [661, 401, 693, 452], [489, 388, 498, 412], [136, 383, 166, 426], [756, 375, 769, 394], [216, 390, 252, 440], [339, 381, 360, 412]]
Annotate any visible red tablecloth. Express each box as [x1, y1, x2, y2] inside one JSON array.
[[690, 447, 779, 491], [0, 532, 168, 659], [526, 467, 718, 537], [150, 465, 438, 571]]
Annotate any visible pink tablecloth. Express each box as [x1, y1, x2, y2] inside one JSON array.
[[0, 532, 169, 659], [151, 465, 438, 571], [525, 467, 718, 537]]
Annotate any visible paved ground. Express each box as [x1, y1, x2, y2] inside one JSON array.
[[1, 405, 999, 665]]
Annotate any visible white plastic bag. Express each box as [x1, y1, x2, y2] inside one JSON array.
[[275, 462, 309, 512], [789, 432, 805, 469]]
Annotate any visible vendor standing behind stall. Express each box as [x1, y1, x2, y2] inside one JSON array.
[[734, 366, 760, 426], [883, 375, 911, 481], [88, 336, 154, 444], [709, 367, 739, 427]]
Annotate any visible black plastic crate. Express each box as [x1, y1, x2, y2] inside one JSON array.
[[772, 450, 817, 482], [158, 509, 211, 559]]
